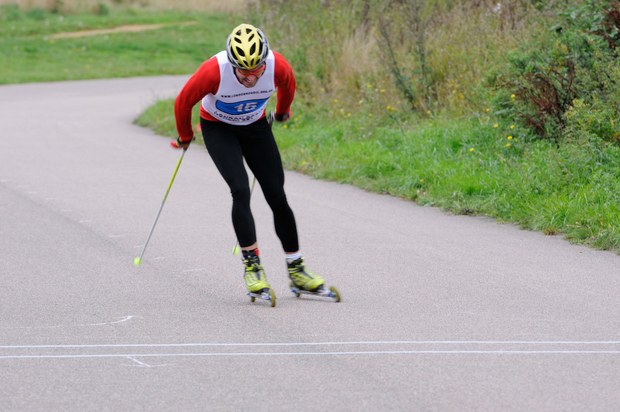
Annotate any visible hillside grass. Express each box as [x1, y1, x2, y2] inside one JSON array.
[[0, 5, 236, 83]]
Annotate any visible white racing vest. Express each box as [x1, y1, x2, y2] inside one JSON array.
[[202, 50, 276, 125]]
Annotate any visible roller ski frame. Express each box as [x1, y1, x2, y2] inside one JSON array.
[[247, 288, 276, 308], [290, 283, 341, 302]]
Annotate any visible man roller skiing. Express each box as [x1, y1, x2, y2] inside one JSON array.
[[173, 23, 339, 304]]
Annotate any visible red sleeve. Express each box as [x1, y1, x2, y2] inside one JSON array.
[[273, 51, 296, 118], [174, 57, 220, 141]]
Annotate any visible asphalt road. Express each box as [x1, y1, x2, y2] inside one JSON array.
[[1, 77, 619, 411]]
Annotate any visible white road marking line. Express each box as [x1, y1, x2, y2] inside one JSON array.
[[0, 316, 134, 330], [125, 356, 153, 367], [2, 341, 619, 361], [88, 316, 134, 326], [0, 350, 619, 360], [1, 340, 619, 349]]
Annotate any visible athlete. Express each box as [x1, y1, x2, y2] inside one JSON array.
[[173, 23, 328, 298]]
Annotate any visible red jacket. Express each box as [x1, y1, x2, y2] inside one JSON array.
[[174, 51, 296, 142]]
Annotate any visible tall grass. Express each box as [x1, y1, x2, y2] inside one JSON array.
[[258, 0, 619, 252], [260, 0, 560, 118]]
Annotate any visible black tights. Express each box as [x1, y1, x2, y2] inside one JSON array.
[[200, 117, 299, 252]]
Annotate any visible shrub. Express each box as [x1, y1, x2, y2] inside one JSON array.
[[495, 0, 620, 143], [261, 0, 557, 120]]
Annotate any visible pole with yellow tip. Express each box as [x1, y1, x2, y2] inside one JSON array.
[[134, 145, 188, 266]]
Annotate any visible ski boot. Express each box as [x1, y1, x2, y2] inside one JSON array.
[[287, 258, 340, 302], [243, 250, 276, 307]]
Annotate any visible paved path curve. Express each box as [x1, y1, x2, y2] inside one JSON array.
[[1, 77, 619, 411]]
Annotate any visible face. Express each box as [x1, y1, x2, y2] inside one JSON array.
[[234, 64, 266, 88]]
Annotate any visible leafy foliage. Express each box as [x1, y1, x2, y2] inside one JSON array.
[[495, 0, 620, 142]]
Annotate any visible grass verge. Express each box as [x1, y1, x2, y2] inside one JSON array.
[[137, 101, 620, 253]]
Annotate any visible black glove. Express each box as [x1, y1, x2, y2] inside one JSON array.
[[274, 112, 290, 122], [170, 136, 194, 150]]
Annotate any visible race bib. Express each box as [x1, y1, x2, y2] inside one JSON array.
[[215, 98, 269, 115]]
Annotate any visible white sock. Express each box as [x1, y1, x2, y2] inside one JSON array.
[[286, 252, 303, 263]]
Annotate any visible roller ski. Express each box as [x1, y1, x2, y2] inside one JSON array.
[[247, 288, 276, 307], [288, 258, 341, 302], [242, 250, 276, 307]]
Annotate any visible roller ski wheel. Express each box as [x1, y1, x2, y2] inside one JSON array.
[[290, 283, 341, 303], [247, 288, 276, 308]]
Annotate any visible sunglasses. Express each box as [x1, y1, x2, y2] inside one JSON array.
[[236, 64, 266, 77]]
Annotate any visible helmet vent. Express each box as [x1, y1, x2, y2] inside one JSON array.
[[226, 23, 269, 69]]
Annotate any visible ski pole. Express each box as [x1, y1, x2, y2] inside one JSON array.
[[134, 148, 187, 266], [232, 111, 275, 256]]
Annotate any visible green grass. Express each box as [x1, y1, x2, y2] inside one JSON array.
[[135, 98, 202, 139], [137, 101, 620, 253], [287, 113, 620, 252], [0, 7, 236, 83]]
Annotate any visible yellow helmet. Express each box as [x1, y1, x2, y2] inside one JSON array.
[[226, 23, 269, 70]]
